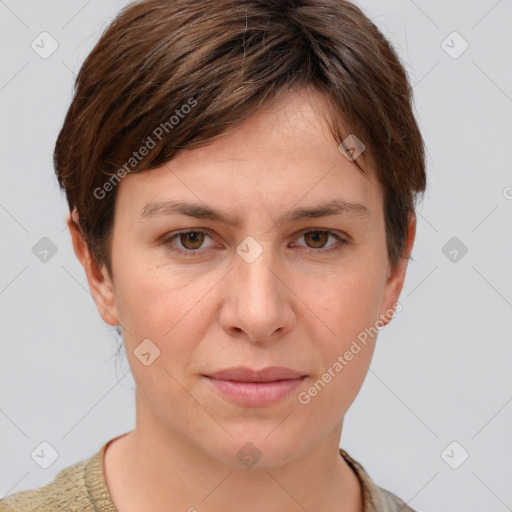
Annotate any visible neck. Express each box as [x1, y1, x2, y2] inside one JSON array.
[[104, 394, 363, 512]]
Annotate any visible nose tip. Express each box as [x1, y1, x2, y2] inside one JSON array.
[[221, 256, 294, 343]]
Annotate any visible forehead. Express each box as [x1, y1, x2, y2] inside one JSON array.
[[115, 88, 382, 224]]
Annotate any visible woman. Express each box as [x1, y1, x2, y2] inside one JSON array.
[[0, 0, 426, 510]]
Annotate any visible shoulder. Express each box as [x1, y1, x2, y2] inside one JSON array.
[[373, 485, 417, 512], [0, 456, 94, 512], [339, 448, 418, 512]]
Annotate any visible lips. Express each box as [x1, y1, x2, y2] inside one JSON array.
[[205, 366, 307, 382], [203, 366, 307, 407]]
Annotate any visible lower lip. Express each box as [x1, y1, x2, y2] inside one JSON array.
[[205, 376, 306, 407]]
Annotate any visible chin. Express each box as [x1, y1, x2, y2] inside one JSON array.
[[202, 429, 303, 470]]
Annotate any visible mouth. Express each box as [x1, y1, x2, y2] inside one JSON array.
[[203, 366, 307, 407], [204, 366, 307, 382]]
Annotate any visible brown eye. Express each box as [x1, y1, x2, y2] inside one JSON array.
[[303, 231, 330, 249], [179, 231, 205, 250]]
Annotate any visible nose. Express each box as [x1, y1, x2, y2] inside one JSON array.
[[219, 243, 295, 343]]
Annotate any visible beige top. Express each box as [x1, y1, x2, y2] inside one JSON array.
[[0, 437, 416, 511]]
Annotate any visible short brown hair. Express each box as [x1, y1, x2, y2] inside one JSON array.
[[54, 0, 426, 274]]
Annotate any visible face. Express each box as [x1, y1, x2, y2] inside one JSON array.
[[74, 87, 413, 469]]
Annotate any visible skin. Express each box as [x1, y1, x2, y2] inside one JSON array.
[[69, 86, 416, 512]]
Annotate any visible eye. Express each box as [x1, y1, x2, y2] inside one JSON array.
[[292, 229, 349, 254], [162, 229, 218, 256], [176, 231, 208, 250]]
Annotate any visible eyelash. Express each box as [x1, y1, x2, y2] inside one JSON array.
[[161, 228, 351, 257]]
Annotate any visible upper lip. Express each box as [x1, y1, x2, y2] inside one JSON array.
[[205, 366, 307, 382]]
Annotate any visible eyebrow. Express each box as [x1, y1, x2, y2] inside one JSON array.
[[138, 199, 370, 226]]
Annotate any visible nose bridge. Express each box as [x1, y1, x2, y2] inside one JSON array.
[[237, 237, 280, 309], [226, 236, 291, 341]]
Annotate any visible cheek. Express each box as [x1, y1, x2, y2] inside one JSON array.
[[312, 263, 386, 344], [299, 263, 385, 405], [113, 264, 218, 406], [113, 258, 219, 350], [296, 345, 373, 437]]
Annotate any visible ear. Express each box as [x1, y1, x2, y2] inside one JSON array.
[[67, 210, 120, 326], [378, 213, 417, 327]]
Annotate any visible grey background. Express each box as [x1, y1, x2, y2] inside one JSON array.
[[1, 1, 511, 510]]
